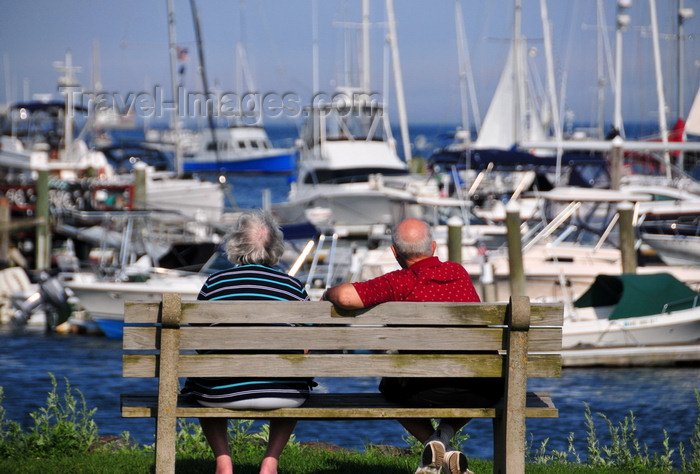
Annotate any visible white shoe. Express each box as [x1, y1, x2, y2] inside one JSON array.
[[414, 439, 445, 474], [442, 450, 471, 474]]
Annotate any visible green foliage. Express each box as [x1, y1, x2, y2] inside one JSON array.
[[400, 420, 470, 455], [174, 419, 209, 457], [526, 394, 700, 472], [1, 377, 700, 473], [680, 389, 700, 472], [0, 387, 23, 458], [0, 373, 100, 457]]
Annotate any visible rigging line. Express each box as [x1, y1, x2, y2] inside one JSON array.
[[189, 0, 225, 185]]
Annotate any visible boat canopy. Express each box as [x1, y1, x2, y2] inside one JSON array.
[[574, 273, 698, 320]]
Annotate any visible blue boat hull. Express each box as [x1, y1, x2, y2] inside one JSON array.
[[183, 150, 298, 174], [93, 318, 125, 339]]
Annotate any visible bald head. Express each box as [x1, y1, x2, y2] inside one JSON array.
[[391, 218, 435, 265]]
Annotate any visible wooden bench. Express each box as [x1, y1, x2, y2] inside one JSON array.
[[121, 294, 563, 474]]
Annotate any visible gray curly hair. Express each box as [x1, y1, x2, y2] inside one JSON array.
[[224, 209, 285, 266]]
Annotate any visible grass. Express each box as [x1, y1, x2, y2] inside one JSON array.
[[1, 374, 700, 472]]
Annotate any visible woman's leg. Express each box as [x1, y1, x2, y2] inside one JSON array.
[[259, 419, 297, 474], [200, 418, 233, 474]]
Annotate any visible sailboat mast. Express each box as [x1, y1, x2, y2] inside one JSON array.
[[613, 0, 631, 137], [166, 0, 183, 177], [385, 0, 412, 163], [513, 0, 522, 145], [312, 0, 320, 96], [596, 0, 606, 138], [649, 0, 671, 180], [189, 0, 223, 181], [362, 0, 371, 93], [539, 0, 562, 183], [454, 0, 470, 145]]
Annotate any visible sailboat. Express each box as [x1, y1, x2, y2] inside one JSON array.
[[427, 0, 599, 197]]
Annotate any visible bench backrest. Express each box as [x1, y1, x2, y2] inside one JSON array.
[[123, 295, 563, 381]]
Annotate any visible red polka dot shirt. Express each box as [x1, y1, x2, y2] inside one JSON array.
[[353, 256, 481, 305]]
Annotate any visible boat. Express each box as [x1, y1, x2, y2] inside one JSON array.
[[360, 183, 700, 304], [641, 232, 700, 266], [60, 263, 207, 338], [181, 125, 297, 174], [0, 99, 115, 181], [640, 214, 700, 266], [271, 3, 439, 235], [562, 273, 700, 349], [0, 50, 226, 225], [63, 231, 322, 337], [270, 91, 436, 234]]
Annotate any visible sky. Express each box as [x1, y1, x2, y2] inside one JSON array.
[[1, 0, 699, 132]]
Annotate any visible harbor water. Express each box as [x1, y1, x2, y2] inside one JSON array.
[[1, 326, 699, 463]]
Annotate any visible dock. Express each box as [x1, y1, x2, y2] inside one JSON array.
[[561, 344, 700, 367]]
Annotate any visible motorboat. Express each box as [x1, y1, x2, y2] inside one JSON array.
[[270, 90, 437, 235], [640, 215, 700, 266], [59, 262, 207, 338], [562, 273, 700, 349], [181, 125, 297, 174]]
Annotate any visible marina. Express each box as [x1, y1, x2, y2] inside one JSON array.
[[1, 0, 700, 467]]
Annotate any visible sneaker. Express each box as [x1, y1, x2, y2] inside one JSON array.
[[443, 450, 472, 474], [414, 439, 445, 474]]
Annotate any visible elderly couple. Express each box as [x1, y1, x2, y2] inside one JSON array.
[[182, 210, 502, 474]]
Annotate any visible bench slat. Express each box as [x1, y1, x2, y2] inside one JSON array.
[[124, 300, 563, 326], [123, 326, 563, 352], [123, 353, 562, 378], [121, 392, 558, 420]]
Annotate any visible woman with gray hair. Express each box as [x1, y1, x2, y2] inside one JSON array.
[[182, 209, 311, 474]]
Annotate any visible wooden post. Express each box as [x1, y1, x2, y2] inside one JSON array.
[[618, 201, 637, 274], [0, 198, 9, 267], [481, 260, 497, 302], [36, 168, 50, 271], [610, 136, 623, 191], [505, 202, 526, 297], [155, 293, 182, 474], [447, 216, 463, 263], [494, 295, 531, 473], [133, 162, 147, 211]]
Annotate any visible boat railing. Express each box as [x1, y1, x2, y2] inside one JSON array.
[[662, 294, 700, 314]]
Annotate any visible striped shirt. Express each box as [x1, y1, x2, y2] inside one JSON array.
[[198, 264, 309, 302], [181, 264, 312, 407]]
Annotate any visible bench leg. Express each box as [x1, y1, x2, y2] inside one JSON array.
[[155, 294, 182, 474], [155, 412, 178, 474], [492, 410, 526, 474], [493, 415, 504, 473]]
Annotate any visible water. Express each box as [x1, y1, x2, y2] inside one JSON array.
[[1, 326, 698, 462]]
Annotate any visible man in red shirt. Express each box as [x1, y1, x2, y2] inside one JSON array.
[[323, 218, 502, 474]]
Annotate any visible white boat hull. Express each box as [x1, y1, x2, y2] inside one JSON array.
[[60, 272, 205, 320], [642, 233, 700, 266], [562, 306, 700, 349]]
